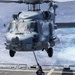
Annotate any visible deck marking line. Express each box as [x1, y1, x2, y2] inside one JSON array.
[[0, 69, 49, 73], [0, 72, 9, 73], [54, 71, 74, 74], [47, 69, 54, 75], [0, 69, 49, 72], [73, 72, 75, 74], [0, 69, 37, 72], [0, 72, 4, 73]]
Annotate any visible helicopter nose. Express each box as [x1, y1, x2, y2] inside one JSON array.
[[33, 35, 39, 45], [11, 37, 19, 44]]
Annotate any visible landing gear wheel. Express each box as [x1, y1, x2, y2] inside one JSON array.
[[47, 48, 53, 57], [9, 50, 16, 57]]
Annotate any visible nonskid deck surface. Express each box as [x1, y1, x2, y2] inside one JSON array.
[[0, 69, 42, 75], [0, 68, 75, 75], [0, 64, 75, 75]]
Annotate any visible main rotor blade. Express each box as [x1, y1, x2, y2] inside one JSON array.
[[53, 0, 74, 2], [0, 0, 52, 3], [0, 0, 74, 3], [0, 0, 23, 3]]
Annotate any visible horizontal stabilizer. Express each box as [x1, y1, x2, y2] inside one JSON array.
[[56, 22, 75, 28]]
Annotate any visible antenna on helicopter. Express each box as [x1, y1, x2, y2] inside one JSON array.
[[48, 0, 53, 10], [53, 2, 58, 23], [48, 0, 58, 23]]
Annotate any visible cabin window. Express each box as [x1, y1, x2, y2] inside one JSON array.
[[28, 21, 38, 32]]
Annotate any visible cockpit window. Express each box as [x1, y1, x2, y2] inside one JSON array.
[[17, 21, 38, 33], [7, 20, 38, 33], [18, 22, 28, 33], [7, 21, 18, 32], [28, 21, 38, 32]]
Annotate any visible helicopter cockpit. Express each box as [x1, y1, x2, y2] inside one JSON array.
[[27, 21, 38, 32], [7, 21, 18, 32], [7, 20, 39, 34]]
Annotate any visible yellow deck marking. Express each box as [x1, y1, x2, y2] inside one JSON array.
[[47, 69, 54, 75]]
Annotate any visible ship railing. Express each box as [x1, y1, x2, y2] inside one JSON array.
[[0, 63, 27, 70], [0, 63, 75, 70], [31, 65, 75, 70]]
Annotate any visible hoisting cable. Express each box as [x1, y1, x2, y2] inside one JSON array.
[[33, 51, 39, 66], [33, 51, 45, 75]]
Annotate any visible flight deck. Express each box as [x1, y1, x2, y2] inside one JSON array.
[[0, 68, 75, 75], [0, 63, 75, 75]]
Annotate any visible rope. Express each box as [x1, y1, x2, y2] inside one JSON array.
[[33, 51, 42, 68], [33, 51, 39, 66], [33, 51, 45, 75]]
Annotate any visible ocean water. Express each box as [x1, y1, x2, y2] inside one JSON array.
[[0, 1, 75, 66]]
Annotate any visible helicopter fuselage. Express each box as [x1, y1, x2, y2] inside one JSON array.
[[5, 19, 54, 52], [5, 7, 57, 57]]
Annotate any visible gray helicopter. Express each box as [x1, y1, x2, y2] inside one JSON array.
[[0, 0, 74, 57]]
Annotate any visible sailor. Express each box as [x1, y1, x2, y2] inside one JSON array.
[[36, 64, 45, 75]]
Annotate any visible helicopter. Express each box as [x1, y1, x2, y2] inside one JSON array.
[[0, 0, 75, 57]]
